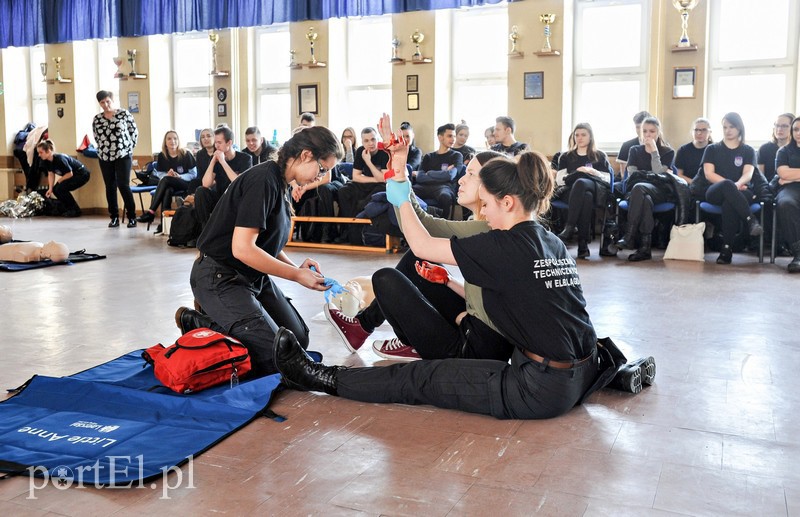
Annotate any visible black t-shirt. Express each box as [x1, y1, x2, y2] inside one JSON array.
[[626, 144, 675, 172], [757, 141, 780, 182], [352, 146, 390, 178], [42, 154, 87, 176], [617, 137, 640, 163], [195, 149, 214, 177], [701, 142, 757, 182], [420, 150, 464, 173], [674, 142, 707, 180], [451, 220, 596, 361], [491, 141, 529, 157], [407, 145, 422, 171], [557, 150, 611, 176], [197, 161, 290, 283], [156, 151, 196, 177], [776, 144, 800, 173], [243, 142, 277, 165], [210, 151, 253, 193], [453, 145, 476, 163]]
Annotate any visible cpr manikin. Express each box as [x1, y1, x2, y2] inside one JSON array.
[[0, 226, 69, 263]]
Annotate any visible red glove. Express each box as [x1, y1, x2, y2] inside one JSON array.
[[415, 261, 449, 285]]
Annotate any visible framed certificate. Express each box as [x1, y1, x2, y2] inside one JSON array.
[[523, 71, 544, 100], [673, 67, 696, 99], [298, 84, 319, 115]]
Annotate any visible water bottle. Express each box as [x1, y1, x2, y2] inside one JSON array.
[[271, 129, 279, 147]]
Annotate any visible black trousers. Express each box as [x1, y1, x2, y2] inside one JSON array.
[[563, 178, 599, 240], [358, 251, 465, 333], [337, 347, 598, 419], [190, 255, 309, 376], [52, 169, 90, 211], [194, 186, 222, 228], [99, 155, 135, 219], [337, 182, 385, 244], [705, 179, 755, 247], [626, 182, 670, 236], [776, 183, 800, 246], [365, 267, 513, 361], [149, 175, 190, 212]]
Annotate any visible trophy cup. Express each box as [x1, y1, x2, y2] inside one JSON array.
[[539, 14, 556, 53], [508, 25, 519, 56], [127, 49, 138, 77], [391, 36, 403, 62], [52, 57, 65, 82], [113, 57, 124, 78], [306, 27, 318, 65], [209, 31, 220, 74], [672, 0, 699, 49], [410, 29, 424, 61], [40, 62, 48, 82], [289, 49, 297, 68]]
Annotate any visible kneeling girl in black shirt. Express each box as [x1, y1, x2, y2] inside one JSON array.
[[181, 126, 343, 376]]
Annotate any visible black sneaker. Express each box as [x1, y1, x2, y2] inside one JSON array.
[[747, 217, 763, 237], [716, 245, 732, 264], [108, 217, 119, 228], [127, 219, 137, 228]]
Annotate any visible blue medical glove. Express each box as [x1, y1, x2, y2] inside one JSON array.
[[385, 179, 411, 207]]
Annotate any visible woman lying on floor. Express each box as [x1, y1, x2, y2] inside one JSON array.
[[273, 114, 656, 420]]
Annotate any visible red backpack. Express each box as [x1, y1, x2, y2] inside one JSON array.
[[142, 328, 252, 394]]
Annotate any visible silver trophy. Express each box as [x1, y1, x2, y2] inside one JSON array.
[[40, 62, 47, 82], [127, 49, 138, 77], [391, 36, 402, 62], [113, 57, 124, 78]]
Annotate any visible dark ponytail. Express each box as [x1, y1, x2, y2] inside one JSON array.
[[479, 150, 553, 218], [276, 126, 343, 182]]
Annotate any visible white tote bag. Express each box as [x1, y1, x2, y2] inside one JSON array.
[[664, 222, 705, 261]]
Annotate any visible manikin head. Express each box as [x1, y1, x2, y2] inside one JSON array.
[[41, 241, 70, 262], [0, 224, 12, 244]]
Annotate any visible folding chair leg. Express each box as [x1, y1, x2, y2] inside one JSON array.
[[771, 202, 777, 264], [758, 205, 764, 263]]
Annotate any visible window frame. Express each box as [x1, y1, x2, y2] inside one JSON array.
[[171, 32, 213, 145], [254, 23, 291, 143]]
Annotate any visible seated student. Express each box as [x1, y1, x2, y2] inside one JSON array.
[[774, 115, 800, 272], [491, 116, 529, 156], [137, 130, 197, 225], [299, 112, 316, 127], [36, 140, 90, 218], [692, 112, 763, 264], [336, 127, 390, 244], [243, 126, 277, 166], [324, 150, 503, 359], [399, 121, 422, 171], [188, 128, 215, 196], [555, 123, 613, 259], [413, 123, 464, 217], [275, 115, 656, 420], [675, 117, 713, 186], [194, 126, 253, 229], [617, 116, 676, 262], [340, 127, 357, 163], [616, 111, 652, 177], [453, 122, 476, 163], [484, 126, 496, 149], [758, 113, 795, 183]]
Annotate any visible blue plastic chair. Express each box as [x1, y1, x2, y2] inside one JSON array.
[[695, 200, 765, 263]]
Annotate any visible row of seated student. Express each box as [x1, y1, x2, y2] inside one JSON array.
[[552, 110, 800, 273]]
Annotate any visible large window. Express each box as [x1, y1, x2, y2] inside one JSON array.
[[573, 0, 650, 150], [707, 0, 799, 146], [344, 16, 392, 136], [451, 4, 508, 150], [255, 25, 291, 145], [96, 39, 119, 102], [29, 46, 48, 126], [172, 33, 212, 145]]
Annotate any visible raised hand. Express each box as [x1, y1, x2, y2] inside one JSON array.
[[415, 260, 450, 285]]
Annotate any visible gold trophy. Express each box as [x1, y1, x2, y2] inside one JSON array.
[[539, 14, 556, 53], [209, 31, 220, 74], [508, 25, 522, 57], [40, 62, 47, 82], [127, 49, 138, 77], [410, 29, 424, 61], [672, 0, 699, 49], [306, 27, 318, 65], [113, 57, 124, 78], [52, 57, 65, 82]]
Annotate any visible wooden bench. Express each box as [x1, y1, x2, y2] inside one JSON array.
[[286, 216, 402, 254]]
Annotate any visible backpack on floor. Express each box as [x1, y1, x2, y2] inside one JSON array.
[[167, 205, 201, 247], [142, 328, 252, 394]]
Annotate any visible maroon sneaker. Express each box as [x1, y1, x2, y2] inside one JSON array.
[[324, 304, 371, 353], [372, 338, 421, 361]]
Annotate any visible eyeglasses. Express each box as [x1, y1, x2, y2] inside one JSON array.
[[775, 124, 791, 130], [316, 159, 331, 179]]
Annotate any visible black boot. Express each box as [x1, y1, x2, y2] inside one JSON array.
[[747, 216, 763, 237], [628, 234, 651, 262], [616, 231, 636, 250], [108, 216, 120, 228], [788, 241, 800, 273], [609, 356, 656, 393], [557, 226, 575, 243], [716, 244, 733, 264], [577, 240, 590, 259], [273, 327, 341, 395], [175, 307, 215, 334]]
